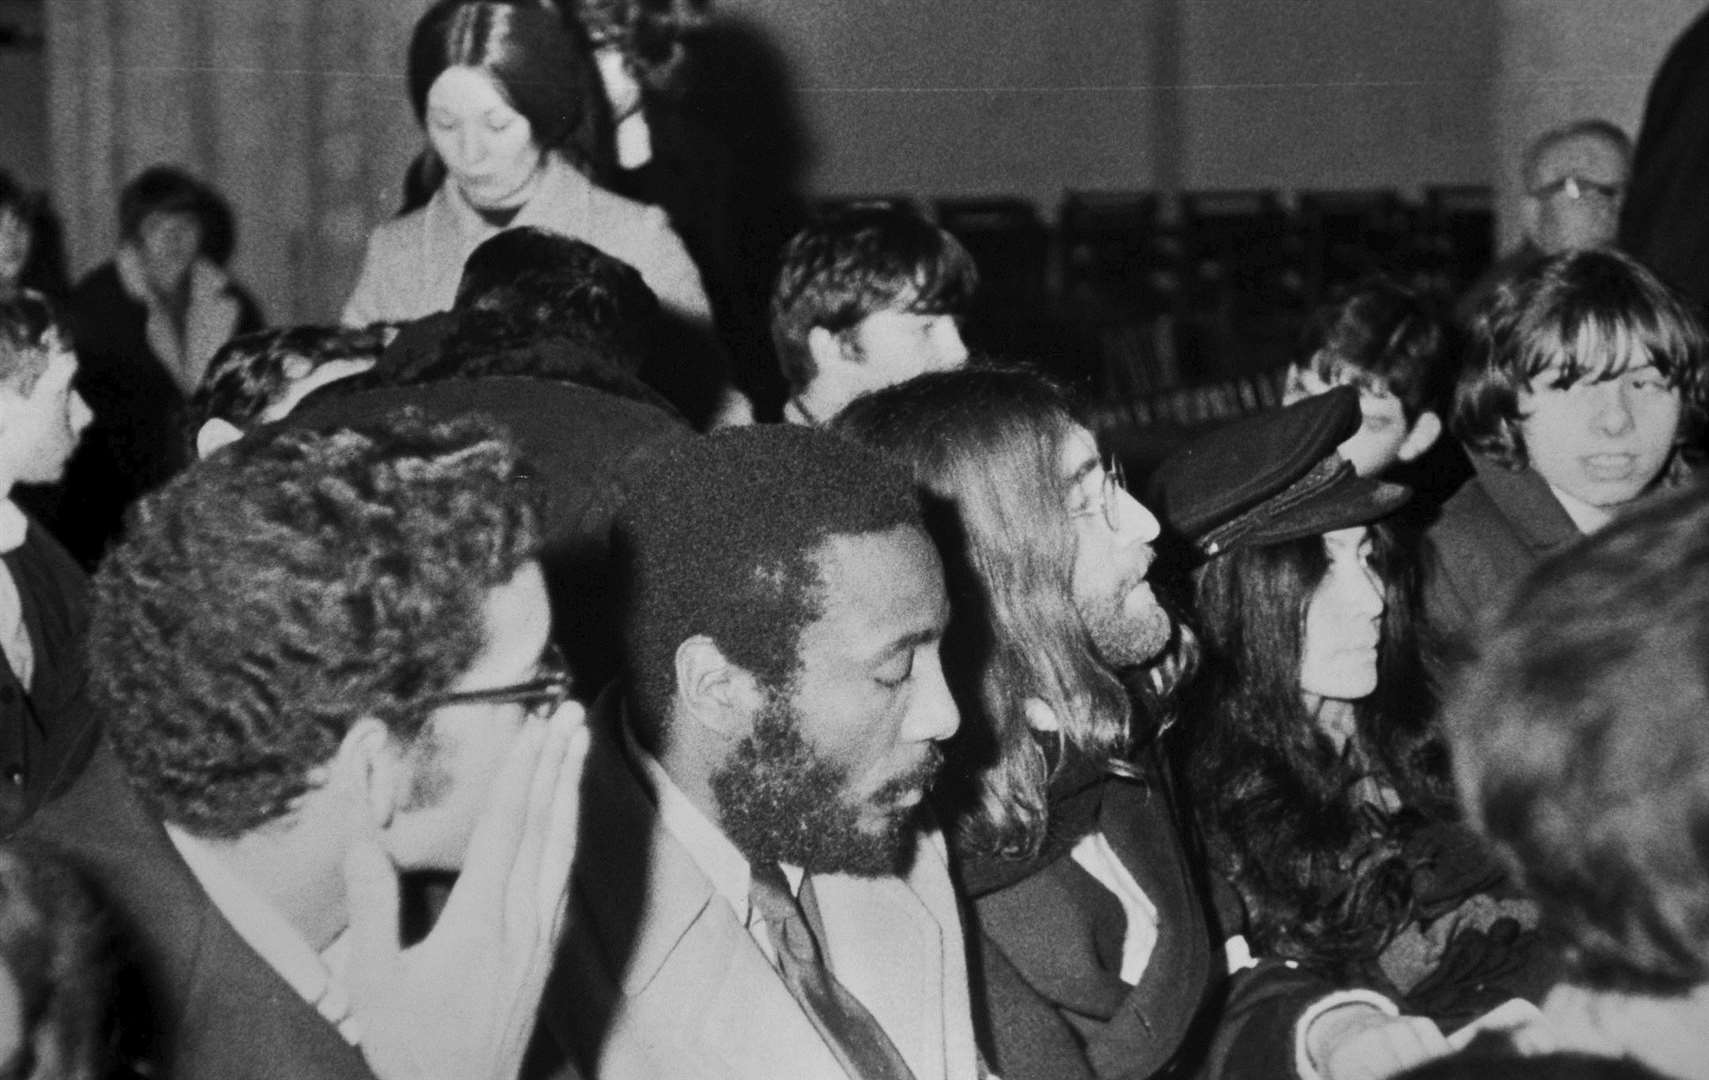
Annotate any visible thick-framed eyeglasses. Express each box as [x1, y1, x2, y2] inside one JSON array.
[[1071, 455, 1129, 532], [1529, 175, 1625, 203], [420, 643, 573, 722]]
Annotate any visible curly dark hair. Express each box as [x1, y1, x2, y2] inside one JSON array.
[[92, 410, 540, 838], [614, 424, 923, 748], [1180, 524, 1453, 973]]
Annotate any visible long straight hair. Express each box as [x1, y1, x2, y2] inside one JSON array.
[[1182, 522, 1451, 968], [835, 367, 1135, 859], [406, 0, 613, 197]]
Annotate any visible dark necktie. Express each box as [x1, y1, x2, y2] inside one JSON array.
[[748, 862, 920, 1080]]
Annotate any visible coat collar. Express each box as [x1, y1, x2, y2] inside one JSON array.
[[1467, 452, 1583, 553]]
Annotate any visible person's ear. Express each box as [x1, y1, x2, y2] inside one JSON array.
[[330, 716, 406, 831], [674, 634, 764, 739], [195, 417, 243, 459], [806, 326, 851, 377], [1397, 410, 1442, 462]]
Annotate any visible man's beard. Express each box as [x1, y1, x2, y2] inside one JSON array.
[[710, 694, 942, 877], [1079, 576, 1173, 671]]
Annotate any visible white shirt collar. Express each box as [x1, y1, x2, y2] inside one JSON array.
[[619, 720, 805, 934], [1547, 481, 1616, 535], [164, 823, 362, 1046]]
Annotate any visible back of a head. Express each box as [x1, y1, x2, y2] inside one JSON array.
[[190, 324, 396, 433], [1299, 277, 1455, 422], [1448, 480, 1709, 995], [615, 425, 923, 738], [770, 205, 979, 393], [453, 226, 659, 372], [91, 411, 540, 840], [1453, 248, 1709, 467]]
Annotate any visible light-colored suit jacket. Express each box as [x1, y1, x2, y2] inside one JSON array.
[[528, 699, 981, 1080]]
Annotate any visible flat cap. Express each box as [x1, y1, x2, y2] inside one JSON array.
[[1146, 386, 1410, 557]]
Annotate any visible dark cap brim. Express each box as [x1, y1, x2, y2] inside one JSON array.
[[1202, 471, 1411, 556]]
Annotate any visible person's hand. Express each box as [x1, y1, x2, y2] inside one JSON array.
[[1308, 1003, 1452, 1080], [344, 703, 589, 1080]]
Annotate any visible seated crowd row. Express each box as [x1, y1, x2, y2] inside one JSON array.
[[0, 178, 1703, 1080]]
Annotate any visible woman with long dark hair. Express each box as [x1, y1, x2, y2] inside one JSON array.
[[343, 0, 711, 338], [1148, 388, 1554, 1080]]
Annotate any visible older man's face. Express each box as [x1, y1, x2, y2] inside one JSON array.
[[1528, 134, 1628, 255]]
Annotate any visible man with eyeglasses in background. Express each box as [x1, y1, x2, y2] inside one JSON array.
[[25, 411, 589, 1080], [831, 367, 1223, 1080], [1460, 118, 1632, 323]]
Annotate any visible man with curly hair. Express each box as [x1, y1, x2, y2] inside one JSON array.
[[531, 424, 980, 1080], [25, 411, 588, 1080]]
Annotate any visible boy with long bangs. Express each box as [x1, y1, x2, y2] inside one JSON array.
[[1425, 248, 1707, 642]]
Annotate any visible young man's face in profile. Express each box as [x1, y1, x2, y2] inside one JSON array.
[[839, 308, 968, 395]]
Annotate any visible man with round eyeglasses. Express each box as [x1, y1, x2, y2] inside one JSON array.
[[833, 367, 1219, 1080]]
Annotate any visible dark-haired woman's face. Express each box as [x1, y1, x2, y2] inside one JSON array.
[[426, 66, 544, 211], [1299, 526, 1384, 707]]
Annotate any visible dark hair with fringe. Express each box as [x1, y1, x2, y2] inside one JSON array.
[[0, 290, 65, 394], [770, 204, 978, 396], [835, 366, 1156, 859], [1181, 522, 1452, 972], [117, 166, 237, 265], [1451, 480, 1709, 996], [408, 0, 612, 188], [1298, 276, 1457, 423], [614, 424, 924, 749], [1453, 249, 1708, 475], [92, 410, 539, 838], [0, 841, 113, 1080]]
